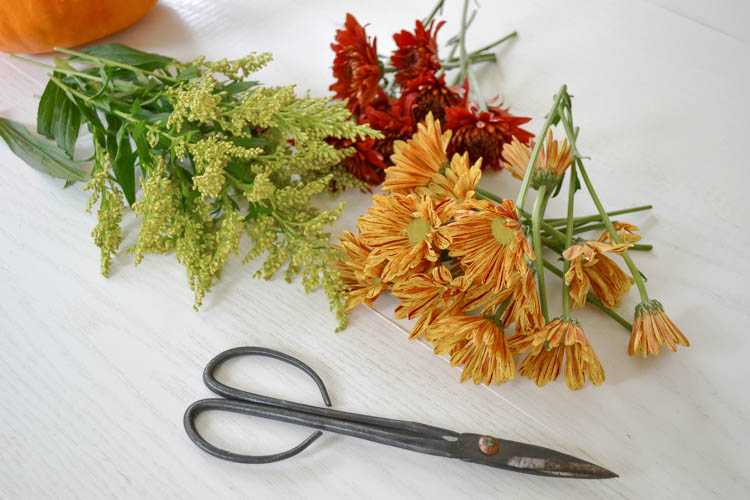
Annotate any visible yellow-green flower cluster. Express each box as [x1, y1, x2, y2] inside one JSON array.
[[67, 48, 378, 327]]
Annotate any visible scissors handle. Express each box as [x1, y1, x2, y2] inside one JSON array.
[[184, 347, 458, 464]]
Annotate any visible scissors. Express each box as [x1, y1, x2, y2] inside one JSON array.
[[184, 347, 617, 479]]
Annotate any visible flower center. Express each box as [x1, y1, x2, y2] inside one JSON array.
[[490, 217, 514, 245], [407, 217, 432, 245]]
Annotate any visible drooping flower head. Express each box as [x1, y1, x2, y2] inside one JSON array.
[[517, 318, 605, 390], [562, 240, 632, 309], [358, 193, 452, 282], [391, 265, 462, 338], [445, 102, 533, 171], [336, 231, 388, 311], [428, 313, 515, 385], [499, 268, 545, 335], [628, 300, 690, 357], [597, 222, 641, 245], [398, 72, 463, 124], [390, 20, 444, 87], [446, 199, 534, 293], [330, 14, 384, 113], [502, 130, 573, 188]]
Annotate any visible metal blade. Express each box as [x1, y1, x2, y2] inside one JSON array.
[[453, 433, 617, 479]]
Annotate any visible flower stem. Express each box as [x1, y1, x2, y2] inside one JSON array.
[[546, 204, 653, 226], [558, 102, 650, 303], [532, 184, 551, 321], [422, 0, 445, 26], [560, 164, 578, 318], [575, 161, 650, 302], [441, 52, 497, 70], [515, 86, 566, 212], [54, 47, 176, 82], [469, 31, 518, 55]]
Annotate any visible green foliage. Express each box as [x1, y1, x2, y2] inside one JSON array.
[[4, 44, 380, 328]]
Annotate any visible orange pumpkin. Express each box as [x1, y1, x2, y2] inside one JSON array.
[[0, 0, 157, 54]]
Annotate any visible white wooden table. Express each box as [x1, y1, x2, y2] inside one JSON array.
[[1, 1, 748, 498]]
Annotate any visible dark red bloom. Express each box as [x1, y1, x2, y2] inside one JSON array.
[[398, 72, 463, 124], [339, 137, 388, 186], [330, 14, 383, 113], [390, 20, 444, 87], [445, 103, 533, 171]]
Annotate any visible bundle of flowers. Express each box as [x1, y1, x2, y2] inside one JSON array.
[[337, 86, 690, 389], [329, 1, 530, 186]]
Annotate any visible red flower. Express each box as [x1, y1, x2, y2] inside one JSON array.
[[445, 103, 533, 171], [330, 14, 383, 113], [340, 138, 388, 186], [332, 96, 413, 187], [391, 20, 444, 87], [398, 72, 463, 124]]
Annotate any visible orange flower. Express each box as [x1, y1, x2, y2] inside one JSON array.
[[562, 240, 632, 308], [597, 222, 641, 245], [383, 112, 451, 195], [502, 130, 573, 187], [336, 231, 387, 311], [446, 199, 533, 293], [358, 193, 451, 282], [429, 152, 482, 208], [628, 300, 690, 357], [428, 314, 515, 384], [499, 268, 545, 334], [517, 318, 605, 390], [391, 265, 461, 338]]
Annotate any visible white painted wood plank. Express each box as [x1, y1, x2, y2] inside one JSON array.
[[1, 1, 748, 498]]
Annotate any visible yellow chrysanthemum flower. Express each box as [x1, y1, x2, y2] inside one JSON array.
[[446, 199, 533, 293], [383, 113, 482, 207], [336, 231, 387, 311], [597, 221, 641, 245], [562, 240, 632, 308], [428, 314, 515, 385], [383, 112, 451, 194], [358, 193, 452, 282], [517, 318, 605, 390], [502, 130, 573, 188], [628, 300, 690, 357]]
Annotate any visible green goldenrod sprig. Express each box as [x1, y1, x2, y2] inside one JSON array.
[[6, 44, 379, 328]]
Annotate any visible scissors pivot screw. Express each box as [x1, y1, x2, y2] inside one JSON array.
[[478, 436, 500, 456]]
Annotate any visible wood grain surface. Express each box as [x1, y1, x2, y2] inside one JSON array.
[[1, 1, 748, 498]]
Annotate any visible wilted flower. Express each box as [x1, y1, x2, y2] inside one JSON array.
[[502, 130, 573, 188], [428, 314, 515, 384], [337, 231, 388, 311], [563, 240, 632, 308], [517, 318, 605, 390], [628, 300, 690, 357]]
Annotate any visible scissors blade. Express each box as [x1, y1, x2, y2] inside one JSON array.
[[453, 433, 617, 479]]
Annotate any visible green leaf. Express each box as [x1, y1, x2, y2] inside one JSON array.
[[130, 122, 153, 169], [74, 44, 174, 70], [36, 80, 82, 158], [0, 118, 88, 182], [112, 123, 136, 205]]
